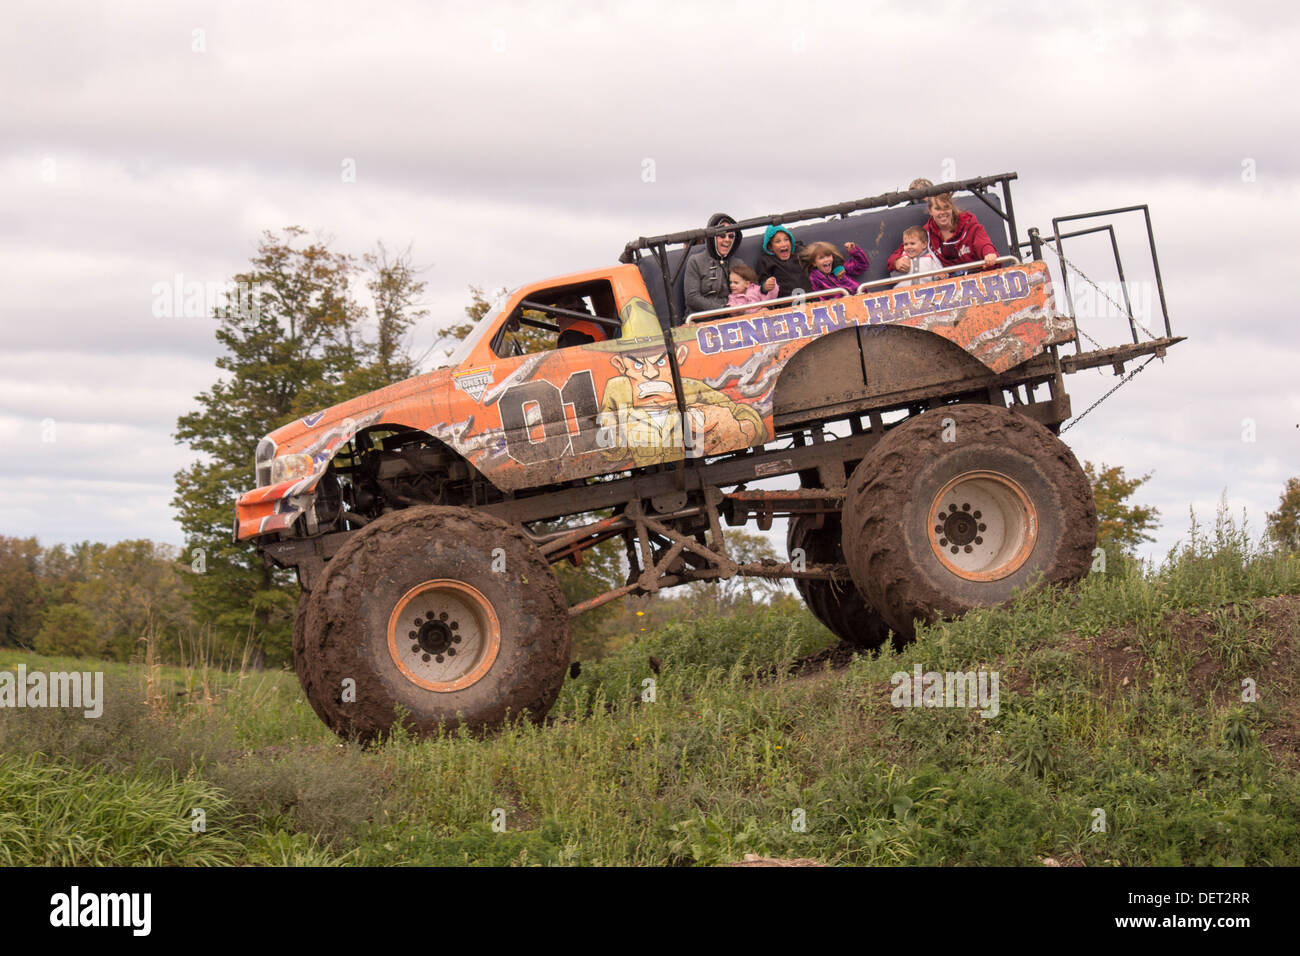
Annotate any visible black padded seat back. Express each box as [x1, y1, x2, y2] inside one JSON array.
[[634, 194, 1010, 326]]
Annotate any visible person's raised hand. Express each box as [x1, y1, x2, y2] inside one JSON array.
[[763, 277, 776, 292]]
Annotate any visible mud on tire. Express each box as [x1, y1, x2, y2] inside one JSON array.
[[787, 514, 893, 650], [292, 590, 323, 723], [842, 404, 1096, 638], [298, 505, 570, 740]]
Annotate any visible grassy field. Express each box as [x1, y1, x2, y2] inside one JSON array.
[[3, 511, 1299, 866]]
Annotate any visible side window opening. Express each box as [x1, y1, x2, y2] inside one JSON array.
[[491, 280, 621, 358]]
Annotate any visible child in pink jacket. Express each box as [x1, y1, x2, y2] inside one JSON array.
[[727, 263, 779, 307]]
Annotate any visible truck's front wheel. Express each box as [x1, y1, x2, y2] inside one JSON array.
[[842, 404, 1096, 638], [298, 506, 570, 740]]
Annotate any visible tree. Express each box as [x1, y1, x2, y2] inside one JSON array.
[[0, 536, 44, 648], [34, 604, 102, 659], [37, 541, 106, 609], [461, 284, 497, 333], [173, 228, 425, 666], [366, 242, 427, 382], [1266, 477, 1300, 552], [1083, 461, 1160, 557], [294, 243, 432, 408], [73, 540, 192, 661]]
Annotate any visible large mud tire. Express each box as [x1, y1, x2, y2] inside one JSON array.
[[299, 506, 570, 740], [786, 515, 893, 650], [292, 589, 311, 688], [291, 589, 315, 709], [292, 589, 340, 730], [842, 404, 1096, 638]]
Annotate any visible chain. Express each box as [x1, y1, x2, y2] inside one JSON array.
[[1059, 354, 1157, 433], [1038, 236, 1161, 342], [1075, 320, 1105, 351]]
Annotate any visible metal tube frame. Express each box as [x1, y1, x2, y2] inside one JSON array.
[[856, 255, 1022, 294], [685, 287, 848, 323], [1049, 205, 1171, 347], [621, 172, 1021, 326], [1039, 224, 1137, 344]]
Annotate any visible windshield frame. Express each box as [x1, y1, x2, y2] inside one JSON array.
[[429, 299, 511, 370]]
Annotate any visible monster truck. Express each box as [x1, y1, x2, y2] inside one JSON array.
[[234, 172, 1181, 740]]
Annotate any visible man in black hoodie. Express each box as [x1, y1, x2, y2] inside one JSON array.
[[682, 213, 741, 317]]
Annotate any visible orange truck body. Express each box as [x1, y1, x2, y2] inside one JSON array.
[[235, 259, 1069, 542]]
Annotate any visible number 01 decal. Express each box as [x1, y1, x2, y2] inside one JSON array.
[[499, 370, 601, 465]]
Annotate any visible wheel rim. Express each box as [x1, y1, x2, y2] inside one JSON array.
[[927, 470, 1037, 581], [387, 580, 501, 692]]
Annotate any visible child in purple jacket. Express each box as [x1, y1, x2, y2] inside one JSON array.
[[802, 241, 869, 294]]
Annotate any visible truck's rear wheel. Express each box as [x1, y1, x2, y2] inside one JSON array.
[[298, 506, 570, 740], [842, 404, 1096, 638], [786, 515, 893, 650]]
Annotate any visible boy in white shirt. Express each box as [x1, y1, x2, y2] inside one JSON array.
[[894, 226, 946, 287]]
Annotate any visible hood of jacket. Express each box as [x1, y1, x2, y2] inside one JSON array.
[[705, 212, 742, 260]]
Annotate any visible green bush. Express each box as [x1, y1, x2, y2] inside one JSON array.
[[33, 603, 104, 658]]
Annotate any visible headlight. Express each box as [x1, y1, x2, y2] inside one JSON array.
[[270, 453, 316, 485]]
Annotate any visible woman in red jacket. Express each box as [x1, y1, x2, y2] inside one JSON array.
[[887, 193, 999, 277]]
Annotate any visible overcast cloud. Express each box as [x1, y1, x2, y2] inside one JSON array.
[[2, 0, 1297, 561]]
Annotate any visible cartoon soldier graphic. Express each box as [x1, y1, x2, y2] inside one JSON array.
[[597, 299, 763, 466]]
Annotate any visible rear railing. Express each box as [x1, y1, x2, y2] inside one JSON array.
[[856, 255, 1022, 294], [1019, 205, 1172, 350]]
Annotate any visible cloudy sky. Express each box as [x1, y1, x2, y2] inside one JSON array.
[[2, 0, 1296, 562]]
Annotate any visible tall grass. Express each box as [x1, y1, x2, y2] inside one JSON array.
[[0, 503, 1297, 865], [0, 753, 240, 866]]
